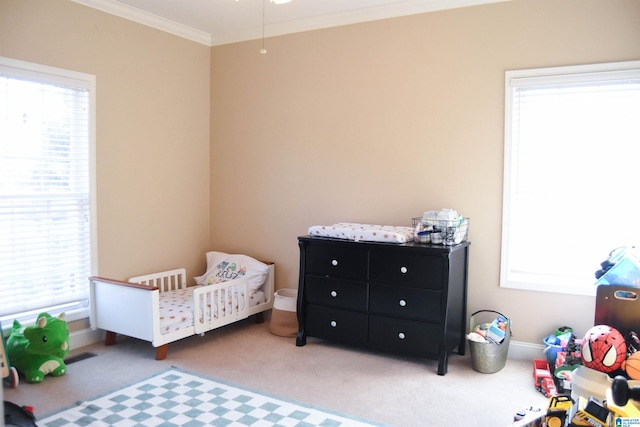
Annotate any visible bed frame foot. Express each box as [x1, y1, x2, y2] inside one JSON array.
[[155, 345, 168, 360], [254, 312, 265, 324], [105, 331, 117, 346]]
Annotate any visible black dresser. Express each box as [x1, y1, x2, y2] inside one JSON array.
[[296, 236, 470, 375]]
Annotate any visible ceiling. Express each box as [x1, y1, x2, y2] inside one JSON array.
[[72, 0, 508, 47]]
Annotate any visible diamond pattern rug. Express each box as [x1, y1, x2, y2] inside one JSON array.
[[39, 367, 389, 426]]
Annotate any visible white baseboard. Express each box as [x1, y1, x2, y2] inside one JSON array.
[[70, 328, 104, 350], [70, 328, 546, 363], [508, 340, 546, 361]]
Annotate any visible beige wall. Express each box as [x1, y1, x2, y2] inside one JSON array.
[[0, 0, 211, 279], [2, 0, 639, 347], [210, 0, 640, 344]]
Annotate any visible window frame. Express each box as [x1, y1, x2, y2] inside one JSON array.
[[0, 56, 97, 325], [501, 60, 640, 296]]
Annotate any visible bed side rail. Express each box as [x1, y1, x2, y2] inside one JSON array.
[[194, 277, 249, 333], [261, 263, 275, 308], [246, 263, 275, 314], [129, 268, 187, 292], [88, 276, 159, 291]]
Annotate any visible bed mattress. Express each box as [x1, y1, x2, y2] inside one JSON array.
[[159, 287, 267, 335], [308, 222, 414, 243]]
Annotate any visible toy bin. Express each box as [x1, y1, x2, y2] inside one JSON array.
[[269, 288, 298, 337], [468, 310, 511, 374]]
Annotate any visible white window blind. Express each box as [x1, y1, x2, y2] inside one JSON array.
[[501, 61, 640, 296], [0, 57, 96, 324]]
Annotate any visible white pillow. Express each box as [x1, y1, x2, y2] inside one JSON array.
[[194, 251, 269, 293]]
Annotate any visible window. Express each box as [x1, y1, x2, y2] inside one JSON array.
[[501, 61, 640, 296], [0, 57, 96, 325]]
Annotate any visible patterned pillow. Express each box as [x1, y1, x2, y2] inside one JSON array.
[[194, 251, 269, 293]]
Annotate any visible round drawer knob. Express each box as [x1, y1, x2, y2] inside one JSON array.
[[398, 332, 406, 340], [330, 320, 337, 328], [400, 266, 408, 274], [399, 299, 407, 307], [331, 259, 338, 266], [330, 290, 338, 297]]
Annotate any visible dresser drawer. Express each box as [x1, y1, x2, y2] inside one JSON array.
[[370, 251, 443, 289], [369, 315, 440, 355], [369, 284, 441, 322], [306, 244, 368, 280], [306, 305, 368, 345], [306, 276, 368, 311]]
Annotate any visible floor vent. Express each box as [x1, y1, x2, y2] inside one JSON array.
[[65, 352, 97, 365]]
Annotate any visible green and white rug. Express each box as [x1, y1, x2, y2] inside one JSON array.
[[39, 367, 388, 426]]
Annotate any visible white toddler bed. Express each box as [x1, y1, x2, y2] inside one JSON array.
[[89, 252, 274, 360]]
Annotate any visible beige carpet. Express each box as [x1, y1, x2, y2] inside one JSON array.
[[4, 317, 548, 426]]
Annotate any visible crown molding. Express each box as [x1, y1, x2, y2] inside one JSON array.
[[71, 0, 212, 45], [72, 0, 510, 47], [213, 0, 510, 46]]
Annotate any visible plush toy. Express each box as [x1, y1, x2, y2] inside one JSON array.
[[6, 312, 70, 383]]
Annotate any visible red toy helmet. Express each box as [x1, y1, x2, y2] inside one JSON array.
[[581, 325, 627, 373]]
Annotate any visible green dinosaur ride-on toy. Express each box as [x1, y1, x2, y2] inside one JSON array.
[[6, 312, 70, 383]]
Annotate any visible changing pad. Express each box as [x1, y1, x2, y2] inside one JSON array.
[[308, 222, 414, 244]]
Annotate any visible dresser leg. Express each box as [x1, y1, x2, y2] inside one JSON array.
[[296, 331, 306, 346], [437, 353, 448, 376], [458, 337, 466, 355]]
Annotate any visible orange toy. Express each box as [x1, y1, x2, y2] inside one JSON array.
[[624, 352, 640, 380]]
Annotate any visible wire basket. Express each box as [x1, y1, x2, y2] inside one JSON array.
[[412, 217, 469, 245]]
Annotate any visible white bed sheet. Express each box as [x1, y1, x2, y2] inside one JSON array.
[[159, 287, 267, 335]]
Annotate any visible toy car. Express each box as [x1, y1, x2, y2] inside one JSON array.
[[545, 395, 574, 427], [534, 359, 558, 397], [570, 397, 610, 427]]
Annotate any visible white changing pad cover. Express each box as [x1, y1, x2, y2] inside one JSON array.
[[308, 222, 414, 243], [158, 287, 267, 335]]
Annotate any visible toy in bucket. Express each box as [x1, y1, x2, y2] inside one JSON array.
[[467, 310, 511, 373]]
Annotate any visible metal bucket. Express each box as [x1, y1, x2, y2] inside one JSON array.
[[468, 310, 511, 374]]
